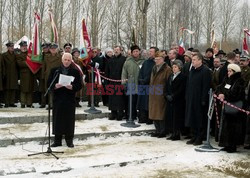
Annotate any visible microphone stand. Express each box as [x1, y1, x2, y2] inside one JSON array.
[[28, 71, 64, 159]]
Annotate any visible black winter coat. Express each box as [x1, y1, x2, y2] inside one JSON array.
[[185, 64, 211, 128], [216, 72, 246, 147], [48, 65, 82, 135], [137, 58, 155, 111], [105, 54, 126, 110], [166, 73, 186, 130]]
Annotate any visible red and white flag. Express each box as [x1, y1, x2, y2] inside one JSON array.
[[48, 9, 58, 44], [244, 29, 250, 36], [243, 37, 249, 55], [178, 38, 185, 55]]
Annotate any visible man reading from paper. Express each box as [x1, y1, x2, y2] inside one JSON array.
[[47, 53, 82, 148]]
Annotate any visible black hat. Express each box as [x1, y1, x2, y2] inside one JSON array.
[[233, 48, 241, 55], [206, 48, 214, 54], [130, 45, 140, 52], [19, 41, 27, 47], [215, 50, 226, 56], [72, 48, 80, 55], [6, 41, 14, 47], [50, 43, 58, 49], [240, 56, 249, 61], [63, 43, 72, 48], [41, 42, 51, 49]]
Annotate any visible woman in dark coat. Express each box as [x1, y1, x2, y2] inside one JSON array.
[[48, 53, 82, 148], [165, 60, 186, 140], [216, 64, 246, 153]]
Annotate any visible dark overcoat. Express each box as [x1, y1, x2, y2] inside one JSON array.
[[2, 51, 19, 90], [48, 65, 82, 135], [185, 64, 211, 128], [166, 73, 186, 130], [16, 52, 35, 92], [216, 72, 246, 147], [105, 54, 126, 110], [0, 54, 3, 91], [137, 58, 155, 111]]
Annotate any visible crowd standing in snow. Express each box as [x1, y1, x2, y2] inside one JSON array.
[[0, 41, 249, 152]]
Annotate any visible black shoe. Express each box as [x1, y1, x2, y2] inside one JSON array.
[[193, 138, 203, 145], [220, 147, 229, 151], [21, 104, 25, 108], [76, 103, 82, 107], [27, 105, 34, 108], [150, 133, 159, 137], [138, 120, 147, 123], [167, 135, 174, 140], [4, 104, 9, 108], [186, 137, 196, 145], [171, 135, 181, 141], [244, 145, 250, 149], [157, 134, 166, 138], [87, 103, 91, 107], [94, 103, 99, 107], [66, 140, 74, 148], [10, 104, 17, 107], [226, 146, 236, 153], [146, 120, 153, 125], [39, 105, 45, 108], [51, 143, 62, 147]]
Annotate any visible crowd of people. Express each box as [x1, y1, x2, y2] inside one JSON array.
[[0, 41, 249, 152]]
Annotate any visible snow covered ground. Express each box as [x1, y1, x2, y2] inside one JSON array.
[[0, 134, 249, 177], [0, 103, 250, 177]]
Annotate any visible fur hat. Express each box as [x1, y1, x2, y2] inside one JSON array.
[[172, 59, 183, 69], [105, 47, 113, 54], [130, 45, 140, 52], [228, 64, 241, 73], [183, 51, 192, 59]]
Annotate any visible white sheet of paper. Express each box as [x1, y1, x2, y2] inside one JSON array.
[[58, 74, 75, 86]]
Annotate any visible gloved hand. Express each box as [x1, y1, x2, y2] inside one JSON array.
[[166, 95, 173, 102]]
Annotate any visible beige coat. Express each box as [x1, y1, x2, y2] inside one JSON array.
[[149, 63, 171, 120]]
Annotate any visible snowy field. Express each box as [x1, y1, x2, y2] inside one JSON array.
[[0, 133, 249, 178]]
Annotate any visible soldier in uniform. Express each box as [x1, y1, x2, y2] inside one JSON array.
[[42, 43, 62, 107], [16, 41, 35, 108], [2, 42, 18, 107], [240, 56, 250, 86], [64, 43, 72, 53], [37, 43, 50, 108], [72, 48, 84, 107]]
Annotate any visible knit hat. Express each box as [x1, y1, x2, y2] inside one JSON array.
[[227, 64, 241, 73], [172, 59, 183, 69]]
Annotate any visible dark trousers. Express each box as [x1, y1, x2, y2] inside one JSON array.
[[4, 90, 16, 105], [154, 120, 166, 135]]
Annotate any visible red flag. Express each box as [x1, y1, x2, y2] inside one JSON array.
[[79, 19, 92, 67], [243, 37, 249, 55], [26, 42, 41, 74]]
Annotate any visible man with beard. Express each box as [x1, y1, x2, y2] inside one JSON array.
[[137, 47, 159, 124], [106, 46, 126, 120]]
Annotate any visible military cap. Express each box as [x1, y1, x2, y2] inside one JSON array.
[[19, 41, 27, 46], [50, 43, 58, 49], [63, 43, 72, 48], [6, 41, 14, 47], [215, 50, 226, 56], [41, 42, 51, 49], [240, 56, 249, 61]]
